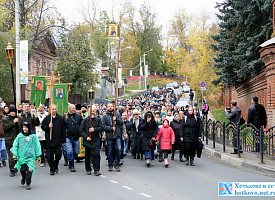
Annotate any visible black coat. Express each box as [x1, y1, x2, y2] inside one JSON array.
[[64, 113, 83, 140], [80, 116, 103, 148], [170, 119, 182, 150], [2, 115, 23, 146], [127, 117, 143, 142], [247, 103, 267, 129], [41, 114, 66, 146], [140, 119, 158, 151], [180, 115, 201, 143], [101, 112, 123, 140], [19, 112, 40, 131]]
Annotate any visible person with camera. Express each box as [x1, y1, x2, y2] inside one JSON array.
[[225, 100, 243, 154]]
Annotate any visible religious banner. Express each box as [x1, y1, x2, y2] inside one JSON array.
[[20, 40, 28, 84], [30, 76, 46, 106], [107, 24, 119, 37], [53, 84, 68, 115]]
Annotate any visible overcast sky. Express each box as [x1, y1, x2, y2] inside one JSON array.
[[53, 0, 223, 32]]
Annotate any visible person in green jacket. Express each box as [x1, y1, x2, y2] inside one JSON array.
[[11, 121, 41, 190]]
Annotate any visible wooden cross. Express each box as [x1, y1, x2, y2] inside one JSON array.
[[46, 71, 60, 140]]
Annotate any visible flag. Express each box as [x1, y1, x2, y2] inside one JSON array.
[[53, 84, 68, 115], [30, 76, 46, 106]]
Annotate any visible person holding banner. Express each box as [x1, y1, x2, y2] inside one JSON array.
[[80, 107, 103, 176], [102, 103, 123, 172], [41, 104, 66, 176]]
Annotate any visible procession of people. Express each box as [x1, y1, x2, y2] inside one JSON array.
[[1, 86, 266, 190]]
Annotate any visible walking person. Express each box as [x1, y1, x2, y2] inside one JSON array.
[[225, 100, 242, 154], [128, 109, 143, 159], [64, 104, 82, 172], [156, 119, 175, 167], [36, 105, 48, 167], [3, 106, 23, 177], [41, 104, 66, 175], [80, 107, 103, 176], [11, 121, 41, 190], [202, 100, 209, 119], [19, 103, 40, 132], [140, 110, 158, 167], [121, 112, 130, 157], [180, 107, 202, 166], [170, 114, 184, 162], [102, 103, 123, 172], [0, 107, 7, 167], [247, 96, 267, 152]]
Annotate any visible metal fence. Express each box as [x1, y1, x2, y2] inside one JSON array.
[[202, 115, 275, 163]]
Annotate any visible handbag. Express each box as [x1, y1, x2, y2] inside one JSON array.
[[197, 141, 204, 158]]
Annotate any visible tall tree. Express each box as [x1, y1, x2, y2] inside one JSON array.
[[56, 25, 98, 96], [212, 0, 272, 87]]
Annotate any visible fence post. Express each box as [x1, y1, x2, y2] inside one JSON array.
[[223, 122, 226, 152], [213, 121, 215, 148], [260, 127, 264, 164], [206, 114, 208, 145], [237, 125, 241, 158]]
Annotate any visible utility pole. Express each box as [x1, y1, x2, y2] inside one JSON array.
[[15, 0, 20, 106], [139, 56, 142, 88]]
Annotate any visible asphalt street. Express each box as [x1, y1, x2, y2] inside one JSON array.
[[0, 150, 275, 200]]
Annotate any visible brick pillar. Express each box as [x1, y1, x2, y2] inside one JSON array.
[[259, 44, 275, 127]]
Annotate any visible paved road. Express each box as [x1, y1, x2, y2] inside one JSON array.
[[0, 150, 275, 200]]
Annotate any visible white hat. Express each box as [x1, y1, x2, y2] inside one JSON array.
[[132, 109, 140, 115]]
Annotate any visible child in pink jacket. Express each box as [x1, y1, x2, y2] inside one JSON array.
[[156, 119, 175, 167]]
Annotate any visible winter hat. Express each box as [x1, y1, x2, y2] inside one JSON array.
[[160, 112, 166, 118], [22, 121, 32, 135], [76, 104, 81, 110], [9, 106, 16, 113]]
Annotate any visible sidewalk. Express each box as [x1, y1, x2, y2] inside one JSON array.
[[203, 111, 275, 174]]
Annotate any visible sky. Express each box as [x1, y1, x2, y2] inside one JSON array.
[[53, 0, 223, 34]]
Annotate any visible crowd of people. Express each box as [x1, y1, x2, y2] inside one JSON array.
[[2, 88, 268, 190]]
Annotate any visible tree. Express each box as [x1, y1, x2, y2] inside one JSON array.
[[212, 0, 272, 87], [56, 25, 98, 96]]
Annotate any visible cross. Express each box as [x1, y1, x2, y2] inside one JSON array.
[[45, 71, 60, 140]]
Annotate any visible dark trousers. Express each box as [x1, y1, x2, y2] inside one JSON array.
[[47, 145, 62, 172], [85, 146, 100, 171], [20, 164, 32, 184], [163, 150, 169, 159], [40, 140, 47, 164], [184, 142, 196, 160], [5, 143, 17, 172]]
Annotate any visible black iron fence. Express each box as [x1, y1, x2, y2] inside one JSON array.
[[202, 115, 275, 163]]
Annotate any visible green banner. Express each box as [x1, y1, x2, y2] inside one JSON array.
[[30, 76, 46, 106], [53, 84, 68, 115]]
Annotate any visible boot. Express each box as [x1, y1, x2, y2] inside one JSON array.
[[164, 158, 169, 168], [146, 159, 151, 167], [171, 151, 175, 160], [64, 156, 68, 166], [159, 154, 163, 162], [69, 161, 76, 172], [185, 156, 189, 165]]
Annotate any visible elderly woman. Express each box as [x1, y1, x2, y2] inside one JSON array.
[[140, 111, 158, 167], [180, 107, 201, 166]]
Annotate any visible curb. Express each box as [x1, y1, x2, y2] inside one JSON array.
[[204, 146, 275, 174]]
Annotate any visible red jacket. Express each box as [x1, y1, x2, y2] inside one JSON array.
[[156, 119, 175, 150]]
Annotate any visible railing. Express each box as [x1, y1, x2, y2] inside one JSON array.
[[202, 115, 275, 164]]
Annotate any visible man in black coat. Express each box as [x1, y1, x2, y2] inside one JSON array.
[[41, 104, 66, 175], [64, 104, 83, 172], [101, 103, 123, 172], [80, 107, 103, 176], [19, 103, 40, 132], [247, 96, 267, 152]]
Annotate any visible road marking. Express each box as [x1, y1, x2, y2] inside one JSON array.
[[109, 180, 118, 184], [140, 193, 152, 198], [100, 175, 107, 179], [122, 186, 133, 190]]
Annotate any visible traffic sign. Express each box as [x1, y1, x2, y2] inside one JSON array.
[[200, 82, 206, 87], [200, 87, 206, 91]]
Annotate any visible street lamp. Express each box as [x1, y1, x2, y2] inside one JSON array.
[[143, 49, 153, 90], [5, 43, 16, 105]]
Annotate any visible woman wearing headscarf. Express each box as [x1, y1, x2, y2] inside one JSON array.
[[140, 110, 158, 167], [180, 107, 201, 166]]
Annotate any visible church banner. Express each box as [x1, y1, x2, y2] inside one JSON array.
[[20, 40, 28, 84], [53, 84, 68, 115], [30, 76, 46, 106]]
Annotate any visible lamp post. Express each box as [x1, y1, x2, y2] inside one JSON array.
[[143, 49, 153, 89], [6, 43, 16, 105]]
